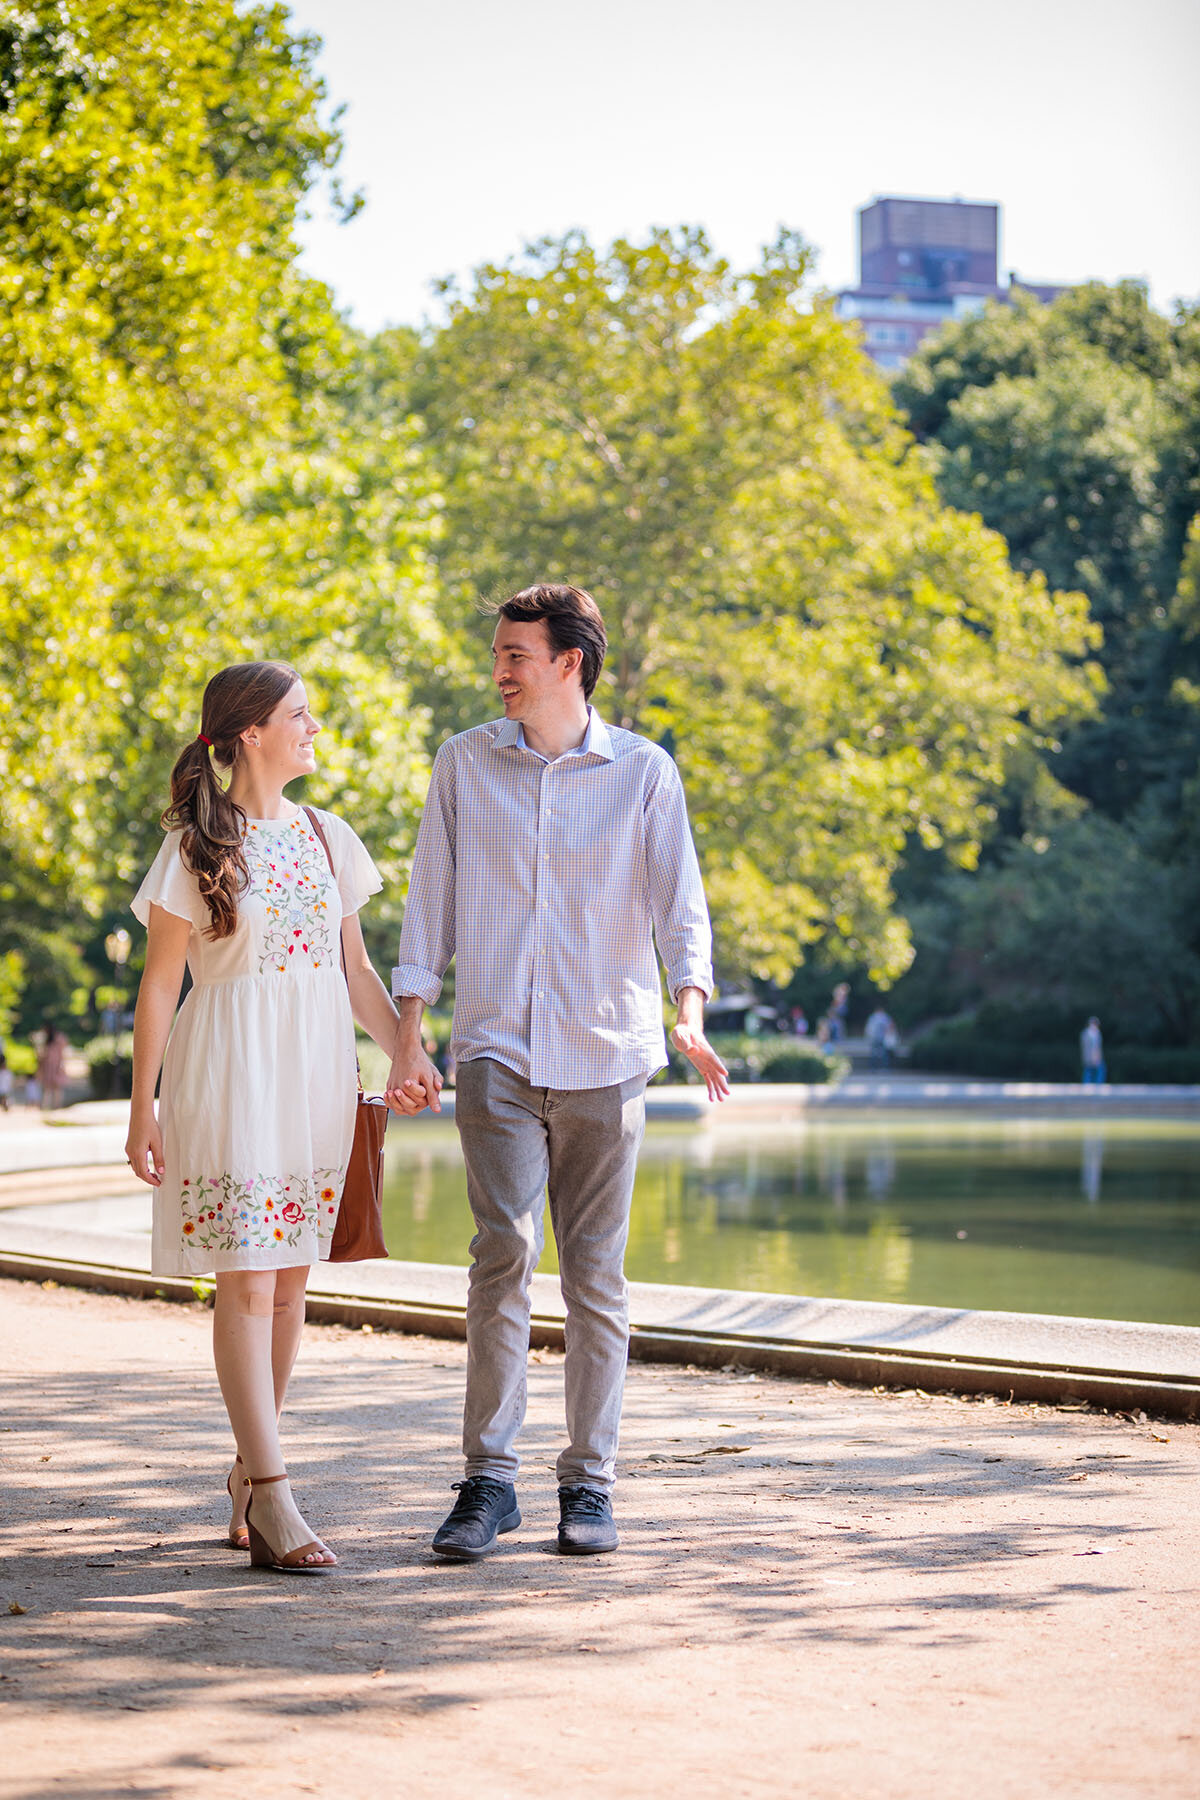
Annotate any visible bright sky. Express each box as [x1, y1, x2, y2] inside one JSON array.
[[286, 0, 1200, 332]]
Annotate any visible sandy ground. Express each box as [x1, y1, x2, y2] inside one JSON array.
[[1, 1279, 1198, 1800]]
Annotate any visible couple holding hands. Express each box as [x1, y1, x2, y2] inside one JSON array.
[[126, 584, 728, 1573]]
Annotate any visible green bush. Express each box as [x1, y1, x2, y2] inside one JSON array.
[[85, 1032, 134, 1099], [908, 1021, 1079, 1082], [661, 1032, 847, 1086], [910, 1020, 1200, 1085], [2, 1040, 36, 1078], [759, 1048, 846, 1085], [1107, 1047, 1200, 1085]]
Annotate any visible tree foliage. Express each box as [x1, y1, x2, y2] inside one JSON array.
[[887, 284, 1200, 1049], [896, 283, 1200, 817], [910, 815, 1200, 1044], [0, 0, 446, 1022], [6, 6, 1165, 1046], [398, 229, 1100, 981]]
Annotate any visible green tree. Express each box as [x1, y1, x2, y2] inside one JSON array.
[[397, 228, 1100, 982], [909, 814, 1199, 1044], [895, 283, 1200, 817], [887, 282, 1200, 1052], [0, 0, 446, 1018]]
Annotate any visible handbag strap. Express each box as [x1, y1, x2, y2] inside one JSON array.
[[303, 806, 363, 1096]]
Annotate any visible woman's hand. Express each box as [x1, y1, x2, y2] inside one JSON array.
[[385, 1042, 443, 1115], [125, 1112, 165, 1186]]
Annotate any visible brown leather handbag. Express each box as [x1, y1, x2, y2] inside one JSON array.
[[304, 808, 390, 1262]]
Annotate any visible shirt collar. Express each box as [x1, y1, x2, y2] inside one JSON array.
[[494, 707, 615, 764]]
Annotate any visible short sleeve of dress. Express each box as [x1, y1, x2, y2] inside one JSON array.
[[316, 811, 384, 917], [131, 832, 208, 931]]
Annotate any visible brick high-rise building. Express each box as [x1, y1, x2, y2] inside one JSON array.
[[836, 196, 1066, 371]]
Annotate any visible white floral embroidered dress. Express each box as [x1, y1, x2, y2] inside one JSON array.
[[132, 808, 382, 1276]]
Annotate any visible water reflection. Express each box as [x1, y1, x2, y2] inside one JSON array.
[[381, 1117, 1200, 1326]]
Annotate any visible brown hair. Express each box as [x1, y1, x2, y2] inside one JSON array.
[[162, 662, 299, 939], [490, 584, 607, 701]]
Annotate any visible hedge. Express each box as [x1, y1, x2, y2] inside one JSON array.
[[909, 1021, 1200, 1085], [660, 1033, 848, 1086]]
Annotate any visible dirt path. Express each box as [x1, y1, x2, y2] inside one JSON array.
[[1, 1278, 1198, 1799]]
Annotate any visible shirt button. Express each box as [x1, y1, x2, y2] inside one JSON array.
[[537, 990, 545, 998]]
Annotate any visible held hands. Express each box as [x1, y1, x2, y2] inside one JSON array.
[[670, 994, 731, 1104], [125, 1113, 165, 1186], [384, 1041, 443, 1116]]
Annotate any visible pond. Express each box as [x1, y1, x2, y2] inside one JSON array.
[[381, 1115, 1200, 1327]]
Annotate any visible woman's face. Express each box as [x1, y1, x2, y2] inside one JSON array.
[[245, 680, 320, 780]]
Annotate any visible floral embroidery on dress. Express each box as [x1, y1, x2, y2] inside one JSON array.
[[179, 1167, 344, 1253], [244, 818, 336, 974]]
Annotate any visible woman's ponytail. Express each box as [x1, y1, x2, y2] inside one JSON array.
[[161, 662, 299, 940]]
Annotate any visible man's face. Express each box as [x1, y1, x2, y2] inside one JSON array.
[[491, 619, 579, 719]]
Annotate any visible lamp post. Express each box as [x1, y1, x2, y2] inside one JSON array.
[[102, 936, 130, 1036], [103, 928, 131, 1098]]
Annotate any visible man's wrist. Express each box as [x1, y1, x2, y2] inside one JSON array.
[[390, 995, 428, 1055], [674, 985, 705, 1031]]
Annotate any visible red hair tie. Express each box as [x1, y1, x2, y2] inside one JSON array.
[[198, 733, 213, 747]]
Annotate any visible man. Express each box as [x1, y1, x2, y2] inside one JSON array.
[[386, 584, 728, 1559], [864, 1004, 896, 1070], [1080, 1016, 1106, 1085]]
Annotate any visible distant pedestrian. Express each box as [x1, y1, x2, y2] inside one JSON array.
[[1080, 1016, 1106, 1085], [35, 1025, 68, 1111], [790, 1006, 808, 1037], [827, 983, 850, 1044], [0, 1046, 12, 1112], [865, 1006, 897, 1069]]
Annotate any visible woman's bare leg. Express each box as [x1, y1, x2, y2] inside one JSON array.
[[213, 1267, 333, 1564], [271, 1263, 310, 1414], [225, 1263, 311, 1538]]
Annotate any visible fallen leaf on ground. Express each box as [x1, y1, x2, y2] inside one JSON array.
[[8, 1601, 27, 1615]]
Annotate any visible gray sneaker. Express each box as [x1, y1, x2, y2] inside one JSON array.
[[557, 1485, 618, 1555], [432, 1477, 521, 1561]]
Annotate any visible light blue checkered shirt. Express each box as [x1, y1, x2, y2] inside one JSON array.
[[392, 710, 714, 1090]]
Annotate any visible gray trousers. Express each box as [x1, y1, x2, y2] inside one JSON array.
[[453, 1057, 648, 1492]]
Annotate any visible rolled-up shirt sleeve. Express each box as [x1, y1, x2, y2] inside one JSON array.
[[644, 755, 714, 1001], [392, 742, 457, 1003]]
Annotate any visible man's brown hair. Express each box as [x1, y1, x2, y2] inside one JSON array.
[[492, 584, 607, 702]]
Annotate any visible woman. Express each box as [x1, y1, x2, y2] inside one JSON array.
[[126, 662, 405, 1572], [36, 1026, 68, 1111]]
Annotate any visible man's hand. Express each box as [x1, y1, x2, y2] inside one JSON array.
[[384, 999, 444, 1115], [385, 1042, 443, 1115], [670, 987, 730, 1103]]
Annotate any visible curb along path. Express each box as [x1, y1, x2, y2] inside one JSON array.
[[3, 1096, 1200, 1419]]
